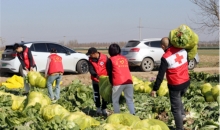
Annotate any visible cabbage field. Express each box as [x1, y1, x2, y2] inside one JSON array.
[[0, 71, 219, 130]]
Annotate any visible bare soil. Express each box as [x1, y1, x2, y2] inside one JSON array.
[[0, 67, 219, 86]]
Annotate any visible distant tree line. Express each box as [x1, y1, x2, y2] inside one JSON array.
[[198, 41, 219, 47], [58, 40, 127, 49], [0, 40, 219, 51], [58, 40, 219, 49]]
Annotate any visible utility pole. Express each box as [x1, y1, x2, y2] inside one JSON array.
[[0, 37, 2, 45], [0, 37, 5, 45], [63, 36, 66, 45], [137, 18, 143, 40], [21, 37, 24, 42]]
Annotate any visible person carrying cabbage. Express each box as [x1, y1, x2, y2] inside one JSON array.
[[107, 43, 135, 115], [45, 48, 64, 103], [86, 47, 109, 116], [13, 43, 37, 94], [150, 37, 190, 130]]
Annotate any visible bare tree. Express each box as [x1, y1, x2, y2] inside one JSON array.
[[190, 0, 219, 34], [0, 37, 6, 47]]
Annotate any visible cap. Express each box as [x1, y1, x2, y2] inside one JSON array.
[[86, 47, 97, 55]]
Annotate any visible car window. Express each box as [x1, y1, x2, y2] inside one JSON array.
[[4, 45, 14, 51], [125, 41, 140, 47], [144, 42, 150, 46], [33, 43, 48, 52], [150, 41, 161, 48], [47, 43, 67, 53], [63, 46, 75, 53], [29, 45, 35, 51]]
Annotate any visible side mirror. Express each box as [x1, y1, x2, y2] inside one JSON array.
[[66, 51, 71, 55]]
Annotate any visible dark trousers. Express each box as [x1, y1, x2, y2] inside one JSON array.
[[169, 87, 188, 130], [92, 83, 107, 109]]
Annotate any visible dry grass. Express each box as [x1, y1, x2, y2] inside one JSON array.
[[196, 50, 219, 71], [197, 55, 219, 68], [77, 50, 108, 54], [0, 51, 3, 59], [198, 49, 219, 56]]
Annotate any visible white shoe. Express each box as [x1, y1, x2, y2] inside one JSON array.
[[102, 109, 109, 116], [182, 115, 187, 122], [96, 108, 102, 115], [52, 100, 57, 103]]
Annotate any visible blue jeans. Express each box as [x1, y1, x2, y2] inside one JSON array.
[[47, 74, 62, 100]]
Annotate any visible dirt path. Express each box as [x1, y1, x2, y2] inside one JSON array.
[[194, 67, 219, 72], [0, 67, 219, 86]]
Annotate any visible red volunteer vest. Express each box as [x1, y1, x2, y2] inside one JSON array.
[[110, 55, 133, 86], [18, 47, 35, 69], [48, 54, 64, 75], [89, 53, 108, 82], [163, 46, 189, 85]]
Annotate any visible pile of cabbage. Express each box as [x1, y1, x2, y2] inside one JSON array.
[[0, 72, 219, 129], [0, 72, 61, 90], [0, 90, 100, 130], [99, 75, 169, 103], [42, 105, 100, 130], [0, 89, 170, 130], [169, 24, 199, 60], [0, 91, 26, 111], [27, 71, 62, 88], [200, 83, 220, 103], [132, 76, 169, 96], [1, 75, 24, 89], [27, 71, 47, 88], [102, 113, 170, 130]]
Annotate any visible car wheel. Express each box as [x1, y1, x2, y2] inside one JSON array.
[[140, 58, 154, 72], [76, 60, 89, 74], [188, 59, 196, 70]]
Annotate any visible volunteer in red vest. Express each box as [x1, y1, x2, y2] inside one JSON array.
[[107, 43, 135, 115], [45, 48, 64, 103], [13, 43, 36, 94], [151, 37, 190, 130], [86, 47, 109, 116]]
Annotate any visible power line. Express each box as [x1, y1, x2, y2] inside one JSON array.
[[21, 37, 24, 42], [63, 36, 66, 45]]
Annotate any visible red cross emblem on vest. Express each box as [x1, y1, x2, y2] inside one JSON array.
[[175, 54, 183, 64]]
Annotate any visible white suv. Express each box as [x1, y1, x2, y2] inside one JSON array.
[[121, 38, 199, 72], [0, 41, 89, 75]]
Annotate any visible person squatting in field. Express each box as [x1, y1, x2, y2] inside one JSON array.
[[87, 47, 109, 116], [45, 48, 64, 103], [13, 43, 37, 94], [107, 43, 135, 115], [151, 37, 190, 130]]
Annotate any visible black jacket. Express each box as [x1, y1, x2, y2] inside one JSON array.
[[17, 46, 36, 70], [88, 53, 109, 80]]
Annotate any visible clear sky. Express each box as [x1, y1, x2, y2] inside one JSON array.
[[0, 0, 219, 45]]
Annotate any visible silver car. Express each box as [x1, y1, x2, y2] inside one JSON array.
[[121, 38, 199, 72]]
